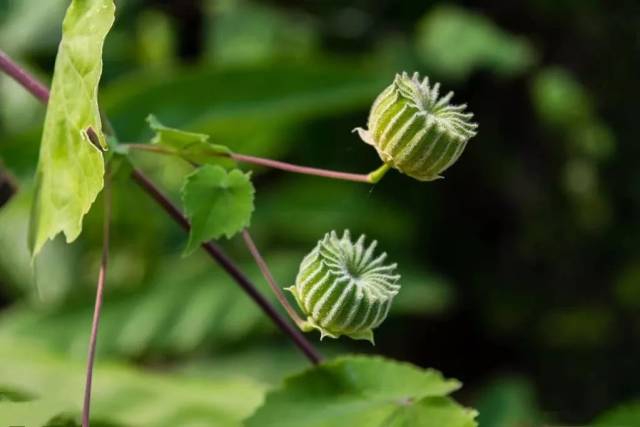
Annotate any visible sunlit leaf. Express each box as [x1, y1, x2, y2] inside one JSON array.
[[0, 399, 71, 427], [147, 114, 235, 168], [182, 165, 254, 254], [0, 337, 266, 427], [246, 356, 477, 427], [29, 0, 115, 257]]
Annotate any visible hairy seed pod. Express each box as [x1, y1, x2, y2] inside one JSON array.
[[286, 230, 400, 343], [354, 72, 478, 181]]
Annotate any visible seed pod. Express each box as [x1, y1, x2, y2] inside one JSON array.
[[286, 230, 400, 343], [354, 72, 478, 181]]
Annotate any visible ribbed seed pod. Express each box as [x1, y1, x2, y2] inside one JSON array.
[[354, 72, 478, 181], [286, 230, 400, 343]]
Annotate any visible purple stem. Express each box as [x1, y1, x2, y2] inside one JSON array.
[[0, 49, 323, 364], [0, 50, 49, 103], [82, 168, 111, 427], [131, 170, 322, 364]]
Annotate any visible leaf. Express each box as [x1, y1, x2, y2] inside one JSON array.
[[0, 337, 266, 427], [594, 401, 640, 427], [101, 62, 386, 158], [0, 399, 71, 427], [181, 165, 255, 254], [416, 6, 536, 80], [245, 355, 478, 427], [475, 377, 543, 427], [29, 0, 115, 257], [146, 114, 235, 168]]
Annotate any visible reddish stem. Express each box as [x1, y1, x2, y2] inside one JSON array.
[[241, 229, 306, 327], [131, 170, 323, 364], [0, 48, 323, 366], [82, 167, 111, 427], [230, 153, 372, 183], [0, 50, 49, 103]]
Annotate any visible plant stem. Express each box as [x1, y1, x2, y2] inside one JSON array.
[[0, 50, 49, 103], [82, 166, 111, 427], [124, 143, 389, 184], [241, 229, 306, 328], [0, 50, 323, 365], [230, 153, 374, 183], [131, 169, 323, 364]]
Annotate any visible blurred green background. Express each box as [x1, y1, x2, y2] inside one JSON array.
[[0, 0, 639, 425]]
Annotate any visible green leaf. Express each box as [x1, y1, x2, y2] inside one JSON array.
[[245, 355, 477, 427], [146, 114, 235, 168], [594, 401, 640, 427], [0, 399, 71, 427], [181, 165, 254, 254], [0, 337, 266, 427], [416, 6, 535, 80], [29, 0, 115, 257], [475, 377, 543, 427], [101, 62, 386, 158]]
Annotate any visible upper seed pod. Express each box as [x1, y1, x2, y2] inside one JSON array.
[[354, 72, 478, 181], [286, 230, 400, 343]]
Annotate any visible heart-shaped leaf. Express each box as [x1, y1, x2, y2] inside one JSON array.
[[181, 165, 254, 254]]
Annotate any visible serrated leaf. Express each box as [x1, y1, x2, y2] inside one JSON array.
[[146, 114, 235, 168], [181, 165, 254, 254], [245, 355, 478, 427], [29, 0, 115, 257]]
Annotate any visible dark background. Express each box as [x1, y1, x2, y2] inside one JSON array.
[[1, 0, 639, 425]]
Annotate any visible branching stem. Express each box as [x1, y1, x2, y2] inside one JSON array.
[[241, 229, 306, 328], [0, 50, 323, 365], [123, 143, 390, 184], [131, 169, 323, 364]]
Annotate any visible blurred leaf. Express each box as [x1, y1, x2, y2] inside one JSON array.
[[0, 399, 71, 427], [532, 67, 592, 129], [246, 355, 477, 427], [0, 187, 75, 303], [532, 67, 615, 162], [0, 252, 301, 357], [146, 114, 235, 168], [416, 6, 535, 80], [102, 62, 386, 158], [594, 401, 640, 427], [0, 0, 66, 56], [253, 177, 414, 245], [29, 0, 115, 256], [135, 9, 176, 69], [392, 267, 454, 316], [475, 377, 542, 427], [182, 165, 255, 254], [614, 261, 640, 311], [0, 337, 266, 427], [206, 0, 318, 65]]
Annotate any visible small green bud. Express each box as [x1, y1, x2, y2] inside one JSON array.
[[355, 72, 478, 181], [286, 230, 400, 344]]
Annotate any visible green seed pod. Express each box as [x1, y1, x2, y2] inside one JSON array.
[[286, 230, 400, 343], [354, 72, 478, 181]]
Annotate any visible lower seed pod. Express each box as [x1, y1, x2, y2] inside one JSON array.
[[286, 230, 400, 343], [354, 72, 478, 181]]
